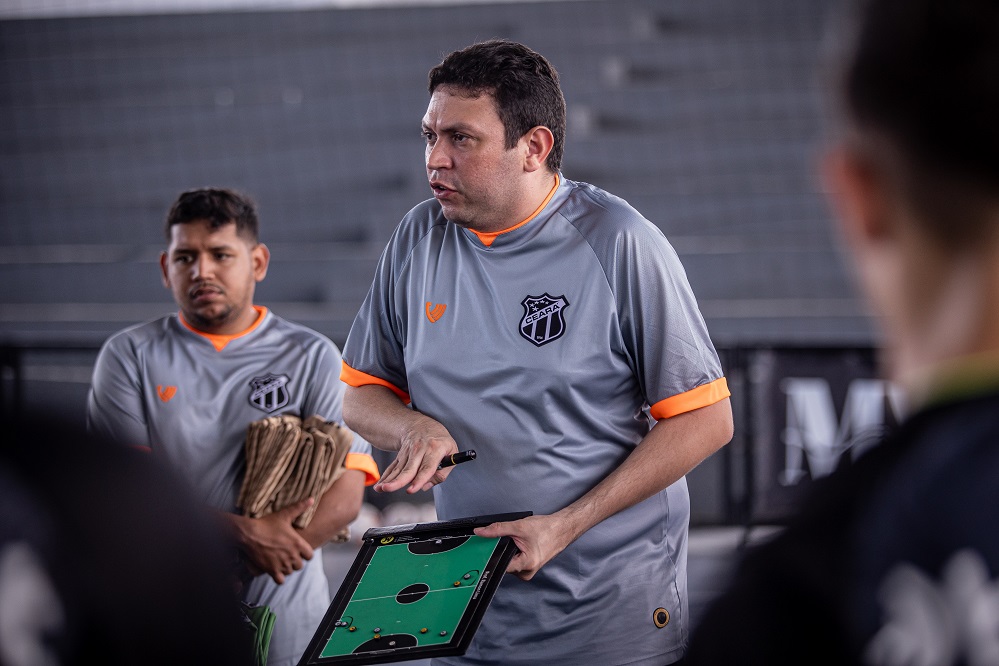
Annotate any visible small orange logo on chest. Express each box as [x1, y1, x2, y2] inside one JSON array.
[[157, 385, 177, 402], [425, 302, 447, 323]]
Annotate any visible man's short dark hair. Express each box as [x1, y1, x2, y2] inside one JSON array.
[[837, 0, 999, 247], [165, 187, 259, 242], [428, 39, 566, 172]]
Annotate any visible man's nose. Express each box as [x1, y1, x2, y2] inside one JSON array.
[[426, 140, 451, 170], [193, 255, 215, 279]]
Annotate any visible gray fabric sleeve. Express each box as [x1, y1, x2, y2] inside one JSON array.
[[301, 337, 372, 456], [342, 208, 436, 397], [570, 191, 723, 408], [86, 332, 151, 447]]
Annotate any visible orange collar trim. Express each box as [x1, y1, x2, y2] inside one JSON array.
[[180, 305, 267, 352], [470, 173, 560, 248]]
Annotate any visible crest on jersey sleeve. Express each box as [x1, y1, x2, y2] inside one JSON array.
[[248, 373, 291, 412], [519, 293, 570, 347]]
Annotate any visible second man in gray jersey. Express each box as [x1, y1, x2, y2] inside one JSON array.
[[88, 188, 379, 666]]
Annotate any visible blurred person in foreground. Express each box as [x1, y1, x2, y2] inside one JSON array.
[[687, 1, 999, 664], [86, 187, 379, 666], [340, 39, 733, 665], [0, 413, 247, 666]]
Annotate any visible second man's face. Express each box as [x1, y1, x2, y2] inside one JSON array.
[[160, 220, 269, 335], [422, 86, 530, 233]]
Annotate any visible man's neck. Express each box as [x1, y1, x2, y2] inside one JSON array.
[[478, 171, 558, 234], [894, 244, 999, 404]]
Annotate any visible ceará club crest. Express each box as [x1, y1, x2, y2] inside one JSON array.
[[519, 293, 569, 347], [248, 373, 291, 412]]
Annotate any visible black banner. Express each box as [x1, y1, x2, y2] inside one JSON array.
[[743, 347, 904, 524]]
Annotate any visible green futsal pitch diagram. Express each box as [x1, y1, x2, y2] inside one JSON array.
[[298, 512, 530, 665]]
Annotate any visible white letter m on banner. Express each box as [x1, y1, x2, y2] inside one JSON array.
[[779, 378, 905, 485]]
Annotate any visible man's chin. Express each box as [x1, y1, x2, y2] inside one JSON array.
[[182, 307, 233, 332], [439, 207, 472, 229]]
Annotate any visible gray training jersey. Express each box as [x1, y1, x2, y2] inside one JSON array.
[[88, 307, 378, 666], [342, 175, 728, 666]]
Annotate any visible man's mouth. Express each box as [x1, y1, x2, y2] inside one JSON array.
[[191, 285, 222, 302], [430, 181, 455, 197]]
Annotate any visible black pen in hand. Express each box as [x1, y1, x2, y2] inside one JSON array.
[[438, 450, 476, 469]]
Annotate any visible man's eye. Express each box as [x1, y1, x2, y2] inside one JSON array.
[[175, 256, 192, 264], [422, 131, 436, 143], [452, 134, 467, 143]]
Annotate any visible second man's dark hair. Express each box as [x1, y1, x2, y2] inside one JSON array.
[[428, 39, 566, 172], [165, 188, 259, 242]]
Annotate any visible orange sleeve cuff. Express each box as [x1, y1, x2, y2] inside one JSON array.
[[340, 362, 411, 405], [345, 453, 381, 486], [650, 377, 730, 420]]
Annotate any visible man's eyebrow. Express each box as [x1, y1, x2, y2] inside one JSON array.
[[171, 243, 238, 254], [423, 121, 478, 135]]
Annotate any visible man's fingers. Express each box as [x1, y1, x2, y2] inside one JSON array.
[[409, 460, 448, 494], [271, 501, 316, 558], [498, 546, 536, 581], [374, 451, 417, 492], [375, 436, 462, 493], [375, 467, 415, 493], [475, 520, 542, 580], [473, 522, 505, 538], [283, 555, 306, 574], [378, 447, 439, 493], [380, 452, 405, 480], [276, 496, 314, 519], [378, 428, 460, 494], [508, 554, 536, 581], [380, 457, 400, 478], [270, 551, 309, 585]]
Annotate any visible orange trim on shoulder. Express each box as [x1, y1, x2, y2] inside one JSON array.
[[650, 377, 730, 420], [179, 306, 267, 352], [345, 453, 381, 486], [340, 362, 411, 405], [470, 173, 560, 247]]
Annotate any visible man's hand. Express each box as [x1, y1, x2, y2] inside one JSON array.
[[475, 400, 734, 582], [344, 384, 464, 494], [228, 498, 316, 584], [474, 514, 577, 581], [373, 420, 459, 494]]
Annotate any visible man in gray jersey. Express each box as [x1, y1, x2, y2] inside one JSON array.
[[341, 40, 733, 665], [87, 188, 379, 666]]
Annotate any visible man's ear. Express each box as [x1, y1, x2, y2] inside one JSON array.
[[521, 126, 554, 173], [160, 251, 170, 289], [821, 145, 896, 249], [252, 242, 270, 283]]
